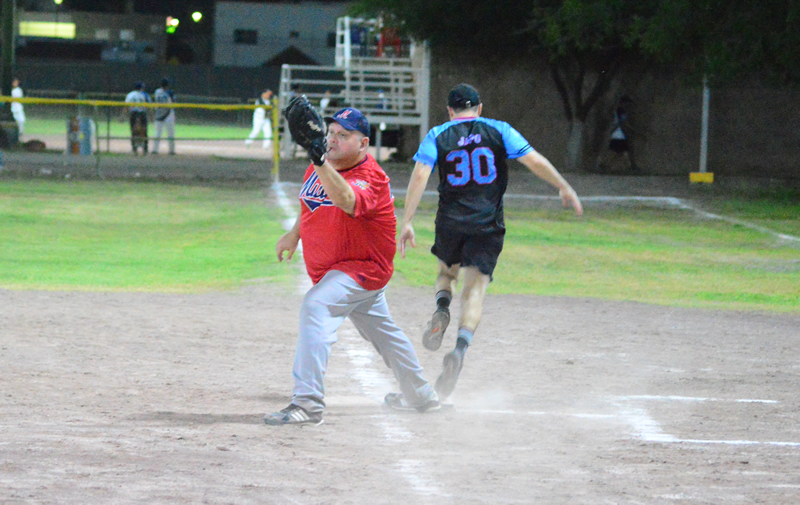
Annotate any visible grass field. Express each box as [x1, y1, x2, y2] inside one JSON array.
[[23, 116, 253, 141], [0, 179, 797, 312], [0, 180, 292, 292]]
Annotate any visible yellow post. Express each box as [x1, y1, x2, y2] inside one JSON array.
[[689, 172, 714, 184], [272, 96, 280, 183]]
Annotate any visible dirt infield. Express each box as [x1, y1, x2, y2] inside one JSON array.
[[2, 282, 799, 504]]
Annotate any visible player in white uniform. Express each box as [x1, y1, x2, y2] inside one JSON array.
[[245, 89, 273, 149], [153, 78, 176, 155], [11, 78, 25, 136]]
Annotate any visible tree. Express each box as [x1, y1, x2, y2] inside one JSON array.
[[352, 0, 800, 171]]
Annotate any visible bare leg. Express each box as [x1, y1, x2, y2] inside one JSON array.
[[435, 266, 490, 400], [458, 266, 491, 333]]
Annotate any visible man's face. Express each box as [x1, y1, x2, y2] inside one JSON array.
[[326, 122, 367, 165], [12, 79, 19, 88]]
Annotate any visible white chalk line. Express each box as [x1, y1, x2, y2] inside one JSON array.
[[460, 394, 799, 447], [617, 395, 779, 404], [271, 181, 448, 499], [614, 397, 800, 447]]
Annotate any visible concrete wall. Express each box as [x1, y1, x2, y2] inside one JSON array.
[[430, 51, 800, 179]]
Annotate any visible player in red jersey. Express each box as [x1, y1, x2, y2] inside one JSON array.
[[265, 107, 440, 426]]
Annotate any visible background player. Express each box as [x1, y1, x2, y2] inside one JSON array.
[[245, 89, 273, 149], [124, 81, 150, 155], [10, 78, 25, 137], [265, 101, 439, 426], [398, 83, 583, 400], [152, 78, 176, 155]]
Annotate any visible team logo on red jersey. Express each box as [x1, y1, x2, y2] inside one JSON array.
[[299, 172, 333, 211], [352, 179, 370, 190]]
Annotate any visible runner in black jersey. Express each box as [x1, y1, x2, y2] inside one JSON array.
[[399, 83, 583, 400]]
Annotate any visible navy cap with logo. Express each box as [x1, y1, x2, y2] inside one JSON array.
[[324, 107, 370, 137], [448, 83, 481, 109]]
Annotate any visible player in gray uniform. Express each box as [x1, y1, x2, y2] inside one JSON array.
[[399, 83, 583, 400], [152, 78, 176, 155], [124, 81, 150, 155], [265, 104, 440, 426]]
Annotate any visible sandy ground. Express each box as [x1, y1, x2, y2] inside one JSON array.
[[2, 137, 799, 504], [1, 284, 799, 505]]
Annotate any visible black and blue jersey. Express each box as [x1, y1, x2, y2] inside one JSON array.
[[414, 117, 533, 233]]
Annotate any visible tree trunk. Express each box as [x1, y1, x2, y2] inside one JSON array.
[[564, 119, 586, 172]]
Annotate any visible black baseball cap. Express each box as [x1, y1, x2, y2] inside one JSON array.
[[325, 107, 370, 137], [448, 83, 481, 109]]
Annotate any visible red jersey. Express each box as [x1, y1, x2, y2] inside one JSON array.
[[298, 154, 397, 291]]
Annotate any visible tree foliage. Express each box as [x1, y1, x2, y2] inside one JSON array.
[[352, 0, 800, 170]]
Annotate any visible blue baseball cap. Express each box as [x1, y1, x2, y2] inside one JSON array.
[[325, 107, 370, 137]]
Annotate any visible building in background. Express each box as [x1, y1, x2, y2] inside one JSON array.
[[16, 6, 166, 64], [214, 1, 350, 67]]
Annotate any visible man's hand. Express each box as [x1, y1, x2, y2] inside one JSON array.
[[559, 187, 584, 216], [398, 223, 416, 258], [276, 231, 300, 263]]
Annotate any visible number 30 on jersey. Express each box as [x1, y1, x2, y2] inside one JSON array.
[[446, 147, 497, 186]]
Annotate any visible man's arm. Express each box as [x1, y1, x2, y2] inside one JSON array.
[[517, 151, 583, 215], [313, 162, 356, 216], [398, 161, 433, 258], [276, 216, 301, 263]]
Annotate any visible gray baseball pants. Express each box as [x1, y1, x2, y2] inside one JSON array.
[[290, 270, 434, 414]]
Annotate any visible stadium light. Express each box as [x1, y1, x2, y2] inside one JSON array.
[[192, 12, 203, 23], [54, 0, 63, 5], [166, 16, 180, 34]]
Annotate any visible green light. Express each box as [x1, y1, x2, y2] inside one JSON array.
[[192, 12, 203, 22]]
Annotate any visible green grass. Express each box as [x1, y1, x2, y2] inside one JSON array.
[[0, 180, 294, 292], [1, 180, 797, 313], [393, 199, 800, 314], [24, 117, 252, 140]]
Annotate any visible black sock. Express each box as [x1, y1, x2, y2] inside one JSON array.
[[436, 290, 451, 311]]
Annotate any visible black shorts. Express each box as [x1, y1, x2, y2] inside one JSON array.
[[431, 226, 505, 277]]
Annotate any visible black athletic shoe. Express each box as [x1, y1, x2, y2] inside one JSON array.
[[422, 308, 450, 351], [434, 349, 465, 400], [264, 404, 323, 426], [384, 392, 441, 413]]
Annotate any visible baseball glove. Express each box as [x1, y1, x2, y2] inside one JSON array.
[[283, 95, 327, 166]]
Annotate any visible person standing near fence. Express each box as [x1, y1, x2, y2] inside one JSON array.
[[10, 78, 25, 137], [124, 81, 151, 155], [152, 78, 176, 155], [245, 89, 273, 149]]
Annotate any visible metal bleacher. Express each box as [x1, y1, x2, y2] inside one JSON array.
[[278, 17, 430, 159]]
